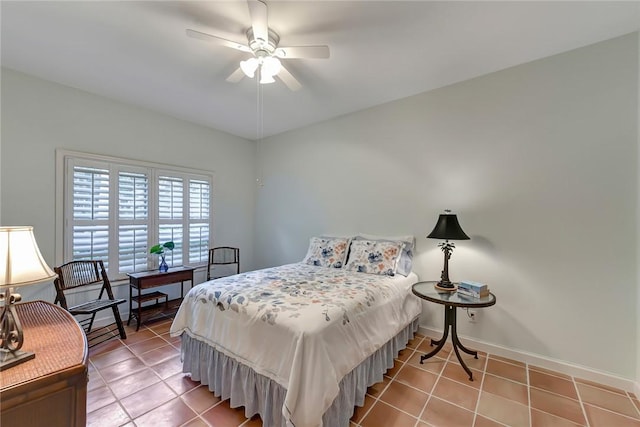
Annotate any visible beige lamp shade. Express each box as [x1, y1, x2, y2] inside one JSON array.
[[0, 226, 56, 288]]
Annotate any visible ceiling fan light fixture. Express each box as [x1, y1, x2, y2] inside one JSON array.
[[240, 57, 259, 78], [259, 73, 276, 84], [261, 56, 281, 77]]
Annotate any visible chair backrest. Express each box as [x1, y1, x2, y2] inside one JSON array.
[[207, 247, 240, 280], [53, 260, 114, 309]]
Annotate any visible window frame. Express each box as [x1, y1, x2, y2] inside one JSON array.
[[56, 149, 214, 280]]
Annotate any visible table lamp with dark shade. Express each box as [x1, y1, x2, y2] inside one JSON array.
[[427, 210, 470, 291], [0, 226, 57, 370]]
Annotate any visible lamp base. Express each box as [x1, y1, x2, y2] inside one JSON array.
[[0, 348, 35, 371], [434, 282, 457, 292]]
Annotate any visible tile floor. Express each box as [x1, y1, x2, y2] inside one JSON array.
[[87, 320, 640, 427]]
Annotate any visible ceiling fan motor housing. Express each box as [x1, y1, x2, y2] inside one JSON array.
[[246, 27, 280, 56]]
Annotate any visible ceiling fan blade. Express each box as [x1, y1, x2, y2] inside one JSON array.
[[226, 67, 245, 83], [277, 65, 302, 91], [248, 0, 268, 44], [186, 29, 251, 53], [275, 45, 330, 59]]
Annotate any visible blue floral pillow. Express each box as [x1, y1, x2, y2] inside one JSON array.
[[344, 239, 404, 276], [302, 237, 351, 268]]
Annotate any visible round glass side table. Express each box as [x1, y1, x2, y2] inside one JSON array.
[[412, 281, 496, 381]]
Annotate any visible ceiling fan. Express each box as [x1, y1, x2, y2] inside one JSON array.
[[186, 0, 330, 91]]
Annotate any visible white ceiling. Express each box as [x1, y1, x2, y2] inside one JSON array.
[[2, 1, 639, 140]]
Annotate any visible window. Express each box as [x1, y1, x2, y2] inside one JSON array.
[[58, 151, 213, 280]]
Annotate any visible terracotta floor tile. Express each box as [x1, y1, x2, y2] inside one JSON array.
[[488, 354, 525, 367], [351, 394, 376, 423], [451, 352, 487, 372], [529, 370, 578, 400], [133, 397, 198, 427], [531, 408, 584, 427], [577, 383, 640, 419], [360, 400, 419, 427], [87, 401, 131, 427], [181, 385, 222, 414], [148, 319, 173, 334], [418, 338, 453, 358], [477, 391, 530, 427], [406, 334, 424, 350], [367, 375, 392, 398], [160, 331, 182, 346], [584, 403, 640, 427], [407, 351, 448, 375], [149, 354, 184, 379], [119, 381, 176, 419], [379, 380, 429, 417], [395, 346, 414, 362], [88, 338, 125, 358], [181, 417, 209, 427], [481, 374, 529, 406], [432, 376, 479, 411], [201, 400, 249, 427], [421, 396, 475, 427], [121, 328, 158, 345], [394, 363, 439, 394], [442, 361, 483, 387], [90, 346, 136, 369], [109, 368, 162, 400], [165, 373, 200, 395], [87, 385, 117, 414], [485, 359, 527, 384], [87, 371, 106, 391], [137, 343, 180, 366], [128, 336, 168, 355], [473, 415, 507, 427], [530, 387, 586, 425], [529, 365, 572, 380], [574, 377, 628, 395], [97, 356, 147, 383], [385, 360, 404, 378], [242, 414, 264, 427], [85, 317, 640, 427]]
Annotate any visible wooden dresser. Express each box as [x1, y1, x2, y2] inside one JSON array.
[[0, 300, 88, 427]]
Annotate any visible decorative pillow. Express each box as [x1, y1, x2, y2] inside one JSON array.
[[355, 234, 415, 276], [344, 239, 404, 276], [302, 237, 351, 268]]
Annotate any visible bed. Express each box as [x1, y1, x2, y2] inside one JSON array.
[[170, 238, 421, 427]]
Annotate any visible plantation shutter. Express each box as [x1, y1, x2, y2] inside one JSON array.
[[158, 176, 184, 267], [189, 179, 210, 264], [71, 165, 110, 269], [62, 151, 213, 279], [118, 170, 149, 273]]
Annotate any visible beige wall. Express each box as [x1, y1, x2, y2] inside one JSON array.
[[256, 34, 639, 380], [1, 69, 257, 303]]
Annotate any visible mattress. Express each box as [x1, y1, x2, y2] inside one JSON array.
[[170, 263, 421, 427]]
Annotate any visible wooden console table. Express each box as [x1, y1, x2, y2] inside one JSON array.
[[127, 266, 195, 330], [0, 300, 88, 427]]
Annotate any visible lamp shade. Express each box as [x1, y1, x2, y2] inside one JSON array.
[[427, 213, 470, 241], [0, 226, 56, 288]]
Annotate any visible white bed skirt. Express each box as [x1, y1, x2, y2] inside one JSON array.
[[180, 317, 419, 427]]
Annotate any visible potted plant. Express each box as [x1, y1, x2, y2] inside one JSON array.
[[150, 241, 175, 272]]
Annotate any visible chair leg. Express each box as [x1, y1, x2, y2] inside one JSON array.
[[86, 313, 97, 334], [111, 306, 127, 340]]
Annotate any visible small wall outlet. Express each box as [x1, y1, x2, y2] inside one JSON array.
[[466, 309, 477, 323]]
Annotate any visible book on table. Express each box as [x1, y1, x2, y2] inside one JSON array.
[[458, 280, 489, 298], [457, 288, 490, 298]]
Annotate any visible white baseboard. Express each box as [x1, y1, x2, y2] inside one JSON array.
[[418, 326, 637, 393]]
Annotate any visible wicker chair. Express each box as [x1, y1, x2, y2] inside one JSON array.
[[207, 247, 240, 281], [53, 260, 127, 346]]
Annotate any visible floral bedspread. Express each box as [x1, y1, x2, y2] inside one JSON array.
[[171, 263, 421, 427]]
